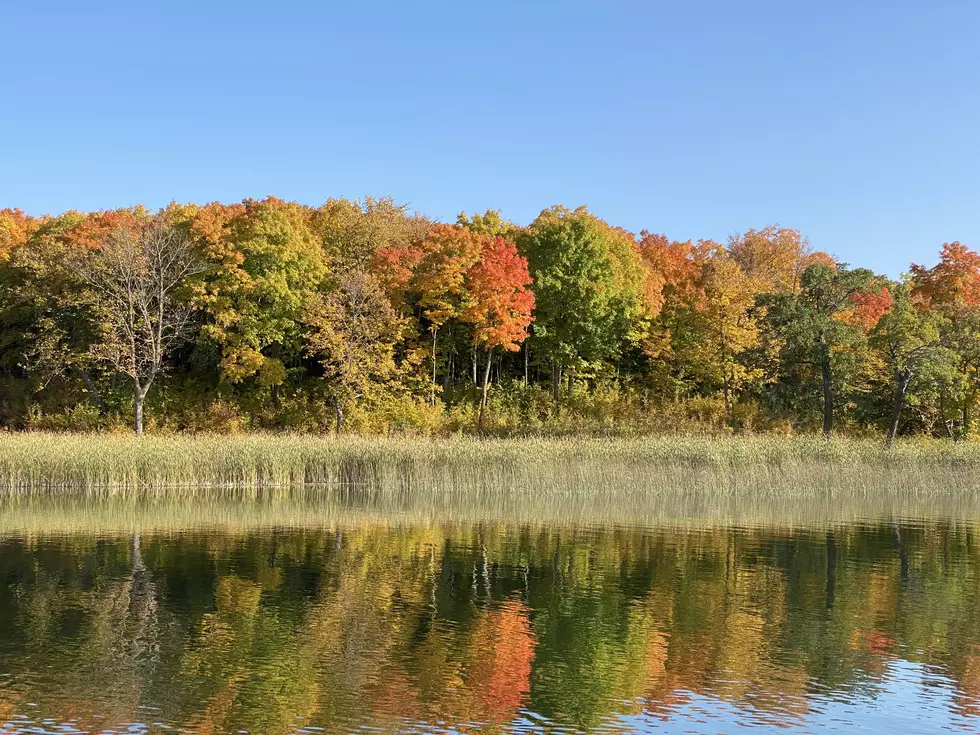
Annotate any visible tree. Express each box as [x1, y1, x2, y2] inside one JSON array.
[[0, 208, 39, 261], [728, 226, 833, 294], [456, 209, 522, 241], [518, 206, 646, 405], [0, 211, 151, 416], [910, 242, 980, 308], [312, 196, 430, 271], [871, 284, 955, 446], [305, 270, 403, 432], [692, 253, 765, 413], [79, 221, 203, 433], [192, 198, 327, 405], [461, 236, 534, 428], [765, 263, 889, 437], [405, 224, 483, 404], [1, 214, 88, 388], [635, 234, 711, 398], [910, 242, 980, 435]]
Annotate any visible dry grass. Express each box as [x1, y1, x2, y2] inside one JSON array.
[[1, 433, 979, 535], [0, 432, 979, 496]]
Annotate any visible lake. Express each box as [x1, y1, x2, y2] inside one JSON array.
[[1, 496, 979, 733]]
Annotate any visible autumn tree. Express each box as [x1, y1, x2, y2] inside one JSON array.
[[0, 211, 150, 415], [460, 235, 534, 428], [311, 196, 430, 270], [192, 198, 327, 406], [0, 208, 39, 261], [634, 233, 710, 397], [910, 242, 980, 435], [79, 220, 203, 433], [910, 242, 980, 308], [728, 226, 833, 294], [376, 224, 485, 404], [457, 209, 522, 241], [692, 252, 765, 413], [305, 270, 403, 432]]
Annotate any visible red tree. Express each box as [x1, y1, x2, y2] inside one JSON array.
[[462, 235, 535, 428], [910, 242, 980, 309]]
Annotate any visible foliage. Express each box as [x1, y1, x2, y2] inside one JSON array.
[[0, 197, 977, 442], [518, 206, 646, 375], [305, 269, 403, 430]]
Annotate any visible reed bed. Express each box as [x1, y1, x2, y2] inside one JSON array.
[[1, 432, 980, 497]]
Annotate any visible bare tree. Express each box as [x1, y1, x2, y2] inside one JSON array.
[[79, 221, 204, 434]]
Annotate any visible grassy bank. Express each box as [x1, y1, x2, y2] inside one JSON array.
[[2, 432, 980, 496]]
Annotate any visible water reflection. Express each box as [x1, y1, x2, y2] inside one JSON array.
[[0, 522, 979, 733]]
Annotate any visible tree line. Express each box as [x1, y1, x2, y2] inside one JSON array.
[[0, 198, 976, 438]]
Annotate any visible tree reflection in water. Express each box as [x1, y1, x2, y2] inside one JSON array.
[[0, 522, 979, 733]]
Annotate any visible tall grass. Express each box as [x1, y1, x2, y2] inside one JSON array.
[[2, 432, 980, 496]]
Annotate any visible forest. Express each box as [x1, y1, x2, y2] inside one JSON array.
[[0, 198, 976, 440]]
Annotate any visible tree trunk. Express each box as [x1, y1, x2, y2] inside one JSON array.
[[431, 328, 438, 406], [76, 368, 106, 415], [443, 324, 454, 393], [524, 343, 529, 386], [271, 383, 281, 410], [885, 368, 912, 448], [939, 383, 950, 439], [552, 363, 562, 411], [335, 401, 344, 434], [721, 323, 731, 416], [134, 382, 146, 435], [478, 348, 493, 431], [820, 340, 833, 439], [964, 384, 975, 438]]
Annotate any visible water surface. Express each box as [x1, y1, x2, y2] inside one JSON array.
[[1, 502, 979, 733]]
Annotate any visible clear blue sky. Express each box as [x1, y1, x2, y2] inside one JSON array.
[[3, 1, 978, 276]]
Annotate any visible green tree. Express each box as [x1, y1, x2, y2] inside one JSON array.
[[765, 263, 889, 437], [518, 206, 646, 404], [871, 284, 956, 446]]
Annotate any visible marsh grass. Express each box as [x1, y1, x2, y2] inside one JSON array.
[[1, 433, 980, 497]]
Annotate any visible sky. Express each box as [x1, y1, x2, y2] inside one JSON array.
[[2, 1, 978, 276]]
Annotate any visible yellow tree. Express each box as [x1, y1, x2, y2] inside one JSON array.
[[410, 224, 483, 403], [664, 247, 764, 412], [191, 198, 327, 404], [728, 225, 832, 294], [698, 254, 766, 413]]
